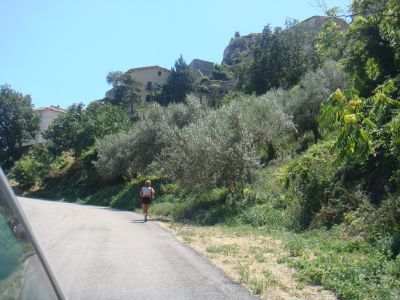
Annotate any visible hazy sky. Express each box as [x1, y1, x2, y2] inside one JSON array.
[[0, 0, 352, 108]]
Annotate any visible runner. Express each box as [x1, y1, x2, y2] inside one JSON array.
[[139, 179, 155, 222]]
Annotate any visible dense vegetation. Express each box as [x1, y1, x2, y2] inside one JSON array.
[[0, 84, 39, 170], [4, 0, 400, 298]]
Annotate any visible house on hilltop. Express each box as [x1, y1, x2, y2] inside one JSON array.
[[27, 106, 66, 145], [105, 60, 222, 108], [301, 15, 348, 31], [106, 65, 170, 104], [126, 65, 171, 103]]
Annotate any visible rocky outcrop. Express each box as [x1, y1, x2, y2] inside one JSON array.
[[222, 33, 259, 65]]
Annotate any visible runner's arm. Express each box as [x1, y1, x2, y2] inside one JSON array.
[[139, 187, 143, 198]]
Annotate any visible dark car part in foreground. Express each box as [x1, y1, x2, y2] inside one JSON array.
[[0, 168, 65, 300]]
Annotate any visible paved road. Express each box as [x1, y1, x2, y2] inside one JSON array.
[[18, 197, 256, 300]]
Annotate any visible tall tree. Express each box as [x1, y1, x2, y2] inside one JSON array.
[[44, 103, 131, 157], [43, 103, 85, 156], [246, 20, 320, 94], [211, 64, 233, 81], [161, 56, 195, 105], [105, 71, 142, 115], [0, 84, 39, 168], [344, 0, 400, 96]]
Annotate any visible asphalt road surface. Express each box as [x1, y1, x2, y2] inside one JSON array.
[[18, 197, 257, 300]]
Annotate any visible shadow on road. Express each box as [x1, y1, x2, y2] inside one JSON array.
[[131, 219, 146, 223], [130, 217, 171, 223]]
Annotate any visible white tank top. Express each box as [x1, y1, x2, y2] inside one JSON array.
[[142, 187, 152, 197]]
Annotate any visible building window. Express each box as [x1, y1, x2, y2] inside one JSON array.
[[146, 81, 152, 91], [158, 71, 162, 76], [145, 95, 152, 103]]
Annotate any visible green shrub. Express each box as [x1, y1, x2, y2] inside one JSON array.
[[110, 176, 165, 210], [288, 247, 399, 299], [344, 196, 400, 256], [11, 144, 75, 191], [11, 144, 54, 189], [82, 184, 124, 206], [110, 185, 140, 209], [171, 193, 215, 221], [12, 156, 43, 189], [152, 184, 232, 225], [240, 205, 285, 228], [167, 188, 241, 225], [282, 229, 400, 299], [193, 205, 241, 226], [310, 186, 367, 229], [151, 202, 176, 218], [283, 141, 339, 228], [159, 183, 179, 194], [27, 154, 96, 201], [242, 188, 265, 205]]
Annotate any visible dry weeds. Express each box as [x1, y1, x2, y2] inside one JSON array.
[[160, 223, 337, 300]]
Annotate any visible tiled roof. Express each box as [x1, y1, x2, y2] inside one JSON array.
[[34, 106, 66, 113], [126, 65, 170, 73]]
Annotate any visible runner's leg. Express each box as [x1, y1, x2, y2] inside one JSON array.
[[143, 204, 149, 221]]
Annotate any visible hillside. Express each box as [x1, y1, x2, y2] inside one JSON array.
[[7, 1, 400, 298], [222, 15, 348, 66]]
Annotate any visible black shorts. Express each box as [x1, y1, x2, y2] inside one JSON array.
[[142, 197, 152, 205]]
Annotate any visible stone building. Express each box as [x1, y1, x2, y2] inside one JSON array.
[[188, 59, 214, 81], [125, 65, 171, 103], [28, 106, 66, 145], [106, 66, 170, 104]]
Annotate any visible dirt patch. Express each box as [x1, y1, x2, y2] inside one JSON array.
[[159, 223, 337, 300]]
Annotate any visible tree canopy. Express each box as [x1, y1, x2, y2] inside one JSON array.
[[345, 0, 400, 96], [105, 71, 142, 115], [211, 64, 233, 81], [244, 20, 321, 94], [44, 103, 131, 157], [0, 84, 39, 168], [160, 56, 195, 105]]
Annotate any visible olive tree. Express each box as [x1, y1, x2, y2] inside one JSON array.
[[237, 91, 297, 161], [285, 60, 349, 142], [95, 96, 206, 180], [158, 104, 260, 194], [141, 95, 208, 128], [94, 119, 171, 180]]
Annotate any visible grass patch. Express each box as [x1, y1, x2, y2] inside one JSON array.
[[206, 244, 239, 256], [237, 264, 279, 295], [262, 269, 279, 285], [280, 227, 400, 299], [238, 264, 250, 283], [168, 221, 400, 299], [248, 278, 265, 294]]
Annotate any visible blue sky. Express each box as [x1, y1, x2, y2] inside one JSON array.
[[0, 0, 351, 108]]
